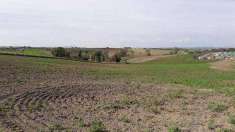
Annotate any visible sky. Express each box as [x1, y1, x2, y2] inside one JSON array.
[[0, 0, 235, 48]]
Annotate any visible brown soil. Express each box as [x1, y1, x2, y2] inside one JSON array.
[[210, 60, 235, 71], [0, 55, 235, 131], [128, 55, 174, 63]]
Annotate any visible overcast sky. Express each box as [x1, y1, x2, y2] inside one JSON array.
[[0, 0, 235, 48]]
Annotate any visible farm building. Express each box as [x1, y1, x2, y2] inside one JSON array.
[[198, 52, 235, 60]]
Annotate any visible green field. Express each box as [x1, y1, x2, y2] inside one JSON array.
[[83, 55, 235, 94], [2, 54, 235, 94], [0, 48, 53, 57]]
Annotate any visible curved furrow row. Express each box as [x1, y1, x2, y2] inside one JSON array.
[[14, 94, 43, 130], [0, 119, 24, 132], [3, 91, 49, 130], [0, 82, 114, 131]]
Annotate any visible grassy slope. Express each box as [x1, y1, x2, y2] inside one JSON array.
[[0, 48, 52, 57], [83, 55, 235, 90], [1, 54, 235, 94], [18, 48, 52, 57], [127, 48, 172, 57]]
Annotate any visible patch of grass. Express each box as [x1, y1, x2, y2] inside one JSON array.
[[216, 128, 233, 132], [150, 105, 161, 114], [144, 90, 185, 114], [84, 55, 235, 92], [232, 97, 235, 109], [0, 98, 17, 117], [27, 102, 45, 113], [74, 116, 85, 128], [0, 105, 9, 113], [99, 102, 125, 110], [208, 102, 228, 112], [89, 120, 106, 132], [151, 96, 166, 106], [181, 100, 188, 110], [0, 99, 14, 113], [16, 79, 24, 84], [36, 128, 47, 132], [167, 89, 184, 99], [0, 126, 4, 132], [0, 48, 52, 57], [168, 125, 181, 132], [208, 119, 216, 130], [228, 114, 235, 125], [120, 96, 139, 106], [48, 123, 65, 131], [118, 115, 131, 123], [143, 128, 154, 132], [144, 96, 164, 114], [100, 96, 139, 110]]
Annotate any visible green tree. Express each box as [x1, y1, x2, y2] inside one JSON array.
[[95, 51, 103, 62], [146, 49, 151, 56], [112, 49, 128, 63], [52, 47, 66, 57], [113, 53, 121, 63], [78, 50, 82, 60]]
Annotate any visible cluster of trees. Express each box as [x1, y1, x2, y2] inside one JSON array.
[[169, 48, 180, 55], [51, 47, 70, 57], [51, 47, 128, 63], [146, 49, 151, 56]]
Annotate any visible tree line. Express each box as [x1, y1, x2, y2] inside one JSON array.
[[51, 47, 128, 63]]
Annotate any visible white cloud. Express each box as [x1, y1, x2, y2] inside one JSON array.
[[0, 0, 235, 47]]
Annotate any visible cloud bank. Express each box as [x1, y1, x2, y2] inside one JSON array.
[[0, 0, 235, 47]]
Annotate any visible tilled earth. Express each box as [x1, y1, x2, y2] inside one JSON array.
[[1, 56, 235, 132], [0, 80, 130, 131]]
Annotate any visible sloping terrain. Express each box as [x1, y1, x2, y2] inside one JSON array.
[[1, 55, 235, 131], [0, 48, 52, 57], [127, 55, 174, 63], [210, 60, 235, 71]]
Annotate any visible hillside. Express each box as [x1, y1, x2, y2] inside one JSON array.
[[1, 54, 235, 131]]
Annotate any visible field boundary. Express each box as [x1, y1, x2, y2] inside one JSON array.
[[127, 55, 175, 63], [0, 52, 67, 59], [0, 52, 121, 64]]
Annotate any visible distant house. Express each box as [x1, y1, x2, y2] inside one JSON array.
[[198, 51, 235, 60], [15, 47, 28, 51]]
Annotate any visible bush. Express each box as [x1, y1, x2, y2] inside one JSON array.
[[170, 48, 180, 55], [112, 49, 128, 63], [90, 120, 106, 132], [228, 114, 235, 125], [80, 50, 90, 61], [146, 49, 151, 56], [119, 49, 128, 57], [167, 90, 184, 99], [168, 126, 181, 132], [73, 116, 85, 128], [120, 57, 128, 64], [78, 50, 82, 59], [65, 51, 70, 58], [112, 54, 122, 63], [208, 119, 216, 129], [208, 102, 227, 112], [95, 51, 104, 62], [52, 47, 66, 57]]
